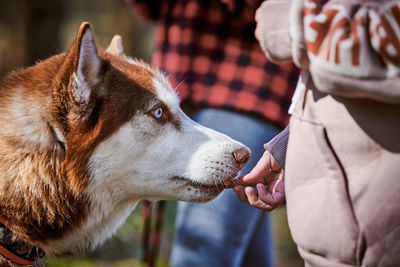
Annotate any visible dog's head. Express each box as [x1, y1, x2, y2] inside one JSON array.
[[0, 22, 250, 256], [50, 23, 250, 253], [60, 23, 250, 202]]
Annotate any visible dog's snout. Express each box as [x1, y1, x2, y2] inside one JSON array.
[[233, 146, 251, 167]]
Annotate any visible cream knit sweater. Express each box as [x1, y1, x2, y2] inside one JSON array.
[[258, 0, 400, 103]]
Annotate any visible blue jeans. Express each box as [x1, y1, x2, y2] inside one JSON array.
[[170, 108, 280, 267]]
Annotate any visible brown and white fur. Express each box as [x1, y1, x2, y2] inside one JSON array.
[[0, 22, 250, 264]]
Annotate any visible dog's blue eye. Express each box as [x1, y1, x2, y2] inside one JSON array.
[[153, 107, 163, 119]]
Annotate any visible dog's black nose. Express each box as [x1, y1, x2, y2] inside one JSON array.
[[233, 147, 251, 167]]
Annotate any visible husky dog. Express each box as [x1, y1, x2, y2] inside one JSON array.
[[0, 22, 250, 266]]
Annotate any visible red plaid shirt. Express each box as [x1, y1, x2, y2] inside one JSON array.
[[127, 0, 299, 127]]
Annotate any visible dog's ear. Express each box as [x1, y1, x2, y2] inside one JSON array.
[[52, 22, 105, 142], [106, 35, 124, 56], [70, 22, 102, 105]]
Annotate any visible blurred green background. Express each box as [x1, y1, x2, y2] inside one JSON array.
[[0, 0, 303, 266]]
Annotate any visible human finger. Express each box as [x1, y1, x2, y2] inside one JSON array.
[[255, 27, 260, 41], [255, 7, 261, 22], [270, 154, 281, 172], [244, 187, 274, 211], [242, 151, 271, 185], [233, 185, 249, 204], [256, 183, 284, 210], [270, 172, 284, 194], [224, 176, 245, 188]]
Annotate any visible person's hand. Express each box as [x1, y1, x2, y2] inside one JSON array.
[[254, 7, 261, 40], [232, 150, 285, 211]]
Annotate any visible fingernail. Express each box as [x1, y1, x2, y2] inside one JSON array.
[[223, 180, 233, 188]]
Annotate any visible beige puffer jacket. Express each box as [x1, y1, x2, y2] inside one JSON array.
[[258, 1, 400, 266]]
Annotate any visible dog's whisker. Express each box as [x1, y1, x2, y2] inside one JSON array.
[[174, 76, 188, 91]]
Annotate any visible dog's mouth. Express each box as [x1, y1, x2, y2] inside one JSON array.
[[171, 171, 240, 194], [171, 176, 225, 193]]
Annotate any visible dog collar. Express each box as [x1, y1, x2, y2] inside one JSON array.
[[0, 219, 46, 266]]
